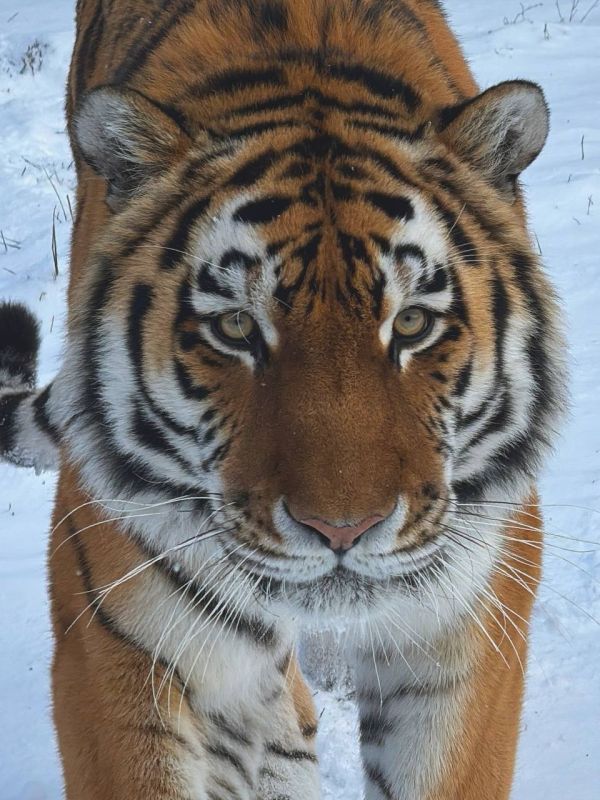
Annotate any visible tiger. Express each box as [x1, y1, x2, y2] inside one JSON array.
[[0, 0, 567, 798]]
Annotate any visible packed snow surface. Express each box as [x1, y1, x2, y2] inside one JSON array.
[[0, 1, 598, 798]]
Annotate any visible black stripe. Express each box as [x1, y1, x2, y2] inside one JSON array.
[[460, 389, 513, 455], [207, 745, 253, 787], [33, 385, 61, 443], [112, 0, 196, 84], [364, 764, 395, 800], [191, 67, 285, 99], [197, 267, 235, 299], [174, 360, 212, 402], [350, 118, 425, 139], [84, 263, 196, 497], [454, 359, 472, 398], [421, 156, 455, 174], [265, 743, 317, 763], [74, 0, 104, 101], [273, 233, 321, 310], [228, 149, 278, 187], [326, 62, 420, 111], [371, 272, 387, 320], [201, 439, 231, 472], [228, 91, 310, 118], [256, 0, 289, 32], [234, 196, 292, 224], [224, 118, 303, 139], [417, 264, 448, 295], [366, 192, 414, 221], [128, 283, 198, 438], [395, 244, 426, 268], [161, 197, 211, 270], [451, 250, 558, 499], [220, 250, 261, 271], [69, 526, 184, 688], [131, 400, 197, 475], [208, 713, 252, 746], [359, 713, 394, 746], [208, 780, 243, 800]]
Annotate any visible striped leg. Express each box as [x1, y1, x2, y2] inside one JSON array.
[[353, 642, 470, 800], [351, 512, 540, 800], [257, 657, 320, 800], [351, 599, 534, 798]]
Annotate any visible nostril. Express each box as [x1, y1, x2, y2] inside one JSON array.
[[297, 514, 386, 551]]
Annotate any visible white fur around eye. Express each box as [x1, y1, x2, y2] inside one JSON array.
[[190, 195, 280, 348], [378, 191, 452, 349]]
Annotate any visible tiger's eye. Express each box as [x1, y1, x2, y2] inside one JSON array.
[[393, 307, 433, 342], [215, 311, 257, 343]]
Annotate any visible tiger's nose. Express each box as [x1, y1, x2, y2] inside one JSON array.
[[297, 513, 386, 551]]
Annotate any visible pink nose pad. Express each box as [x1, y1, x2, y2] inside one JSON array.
[[299, 514, 386, 551]]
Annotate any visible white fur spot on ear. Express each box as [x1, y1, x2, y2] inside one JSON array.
[[74, 87, 185, 207], [479, 84, 549, 174], [75, 90, 137, 172], [441, 81, 549, 192]]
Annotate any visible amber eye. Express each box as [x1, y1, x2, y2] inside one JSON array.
[[393, 307, 434, 343], [212, 311, 258, 347]]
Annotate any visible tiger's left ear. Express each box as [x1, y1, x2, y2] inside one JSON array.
[[73, 86, 191, 211], [436, 80, 549, 198]]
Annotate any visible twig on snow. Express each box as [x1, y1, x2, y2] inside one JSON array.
[[51, 211, 59, 278], [580, 0, 600, 21]]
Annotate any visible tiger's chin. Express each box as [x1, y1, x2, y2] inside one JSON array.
[[252, 551, 446, 624]]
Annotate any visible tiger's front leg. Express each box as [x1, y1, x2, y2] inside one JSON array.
[[51, 475, 320, 800], [350, 535, 539, 800], [54, 595, 317, 800], [256, 655, 320, 800]]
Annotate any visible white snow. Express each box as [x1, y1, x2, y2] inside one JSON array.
[[0, 1, 598, 798]]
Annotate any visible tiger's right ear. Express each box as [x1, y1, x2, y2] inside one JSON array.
[[435, 81, 549, 199], [73, 86, 191, 211]]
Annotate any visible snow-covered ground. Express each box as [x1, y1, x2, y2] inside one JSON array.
[[0, 1, 598, 798]]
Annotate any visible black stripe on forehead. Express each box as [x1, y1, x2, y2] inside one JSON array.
[[234, 196, 292, 223], [366, 192, 414, 221], [161, 197, 211, 270], [189, 66, 286, 99], [228, 88, 403, 123], [111, 0, 197, 84], [416, 263, 449, 295], [197, 267, 236, 300], [325, 62, 421, 111], [273, 233, 321, 312]]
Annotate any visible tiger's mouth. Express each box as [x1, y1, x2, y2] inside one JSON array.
[[222, 537, 447, 615]]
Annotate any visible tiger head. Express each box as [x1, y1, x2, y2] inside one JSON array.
[[54, 75, 565, 623]]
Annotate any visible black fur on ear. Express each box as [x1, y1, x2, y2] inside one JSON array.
[[73, 86, 191, 210], [436, 80, 550, 198]]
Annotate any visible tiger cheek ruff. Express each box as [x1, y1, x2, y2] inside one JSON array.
[[0, 1, 566, 799]]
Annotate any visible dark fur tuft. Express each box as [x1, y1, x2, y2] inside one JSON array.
[[0, 302, 41, 388]]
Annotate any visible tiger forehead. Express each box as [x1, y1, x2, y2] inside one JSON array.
[[189, 163, 445, 319]]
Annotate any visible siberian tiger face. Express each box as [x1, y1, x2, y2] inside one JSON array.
[[49, 74, 564, 627]]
